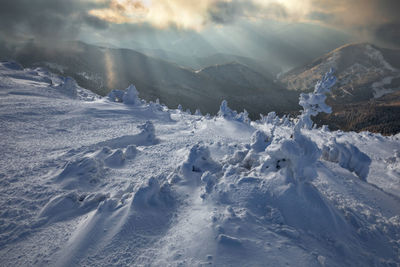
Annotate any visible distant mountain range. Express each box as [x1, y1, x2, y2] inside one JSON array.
[[0, 41, 299, 118], [135, 48, 282, 77], [1, 40, 399, 134], [279, 43, 400, 134]]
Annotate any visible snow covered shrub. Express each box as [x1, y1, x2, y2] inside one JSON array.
[[236, 109, 250, 124], [194, 109, 202, 116], [260, 111, 278, 124], [234, 130, 274, 171], [322, 139, 371, 180], [132, 120, 158, 146], [256, 69, 336, 182], [218, 100, 236, 119], [107, 89, 124, 102], [250, 130, 272, 152], [107, 84, 141, 105], [260, 131, 321, 182], [123, 84, 140, 105], [180, 144, 221, 184], [149, 100, 163, 111], [259, 112, 293, 127], [218, 100, 250, 124], [57, 77, 78, 98], [297, 68, 336, 130]]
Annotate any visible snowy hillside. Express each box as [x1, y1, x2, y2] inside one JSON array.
[[0, 61, 400, 266], [280, 43, 400, 100]]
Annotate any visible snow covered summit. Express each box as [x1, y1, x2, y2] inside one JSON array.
[[0, 61, 399, 266]]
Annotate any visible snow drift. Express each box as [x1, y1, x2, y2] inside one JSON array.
[[0, 62, 399, 266]]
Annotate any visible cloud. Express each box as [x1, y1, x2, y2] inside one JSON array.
[[0, 0, 398, 48], [305, 0, 400, 46], [88, 0, 292, 30], [0, 0, 108, 42], [374, 23, 400, 47], [83, 14, 110, 30], [307, 12, 334, 23]]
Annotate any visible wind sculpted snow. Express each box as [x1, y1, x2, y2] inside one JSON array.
[[0, 61, 399, 266]]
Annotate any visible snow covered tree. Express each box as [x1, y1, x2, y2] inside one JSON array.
[[123, 84, 140, 105], [296, 68, 337, 131]]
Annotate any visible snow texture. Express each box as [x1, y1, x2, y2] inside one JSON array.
[[0, 62, 399, 267]]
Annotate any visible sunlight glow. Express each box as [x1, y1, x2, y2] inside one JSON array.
[[104, 50, 116, 88], [88, 0, 313, 30]]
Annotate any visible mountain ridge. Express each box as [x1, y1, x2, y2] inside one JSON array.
[[279, 42, 400, 134], [0, 40, 299, 118]]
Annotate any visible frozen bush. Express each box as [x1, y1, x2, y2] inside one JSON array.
[[123, 84, 140, 105], [296, 68, 336, 130], [218, 100, 250, 124], [250, 130, 271, 152], [107, 89, 125, 102], [322, 139, 371, 180], [180, 144, 220, 184]]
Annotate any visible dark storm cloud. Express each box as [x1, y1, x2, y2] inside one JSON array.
[[0, 0, 108, 41], [307, 0, 400, 47], [374, 23, 400, 47]]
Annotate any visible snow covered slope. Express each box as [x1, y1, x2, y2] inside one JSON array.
[[0, 62, 399, 266], [280, 43, 400, 100]]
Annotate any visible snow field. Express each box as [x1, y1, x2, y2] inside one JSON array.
[[0, 62, 399, 266]]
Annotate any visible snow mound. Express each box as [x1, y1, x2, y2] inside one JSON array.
[[322, 139, 371, 180], [56, 156, 105, 189], [182, 145, 221, 183], [96, 121, 158, 148], [250, 130, 272, 152], [38, 192, 108, 224], [261, 133, 321, 182], [104, 149, 125, 167], [125, 145, 138, 159], [132, 177, 175, 210]]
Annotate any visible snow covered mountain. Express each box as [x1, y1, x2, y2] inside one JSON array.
[[280, 43, 400, 100], [1, 41, 298, 118], [0, 61, 399, 266], [280, 43, 400, 134]]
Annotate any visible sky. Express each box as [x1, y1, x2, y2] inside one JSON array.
[[0, 0, 399, 50]]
